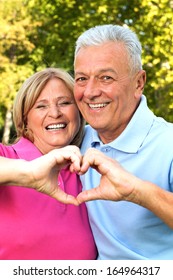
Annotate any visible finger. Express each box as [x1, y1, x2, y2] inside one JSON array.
[[79, 159, 90, 174], [63, 145, 82, 160], [51, 187, 79, 206], [66, 147, 82, 172], [67, 152, 82, 172], [52, 149, 82, 172], [81, 155, 109, 175]]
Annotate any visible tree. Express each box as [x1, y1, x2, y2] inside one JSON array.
[[117, 0, 173, 121], [28, 0, 130, 70], [0, 0, 172, 142], [0, 0, 40, 142], [30, 0, 173, 121]]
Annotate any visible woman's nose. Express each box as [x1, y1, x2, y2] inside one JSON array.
[[48, 105, 63, 118]]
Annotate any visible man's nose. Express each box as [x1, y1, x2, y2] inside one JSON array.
[[83, 79, 102, 99]]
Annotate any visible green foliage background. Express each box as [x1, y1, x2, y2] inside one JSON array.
[[0, 0, 173, 140]]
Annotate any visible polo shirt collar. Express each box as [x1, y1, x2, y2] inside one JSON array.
[[91, 95, 155, 153]]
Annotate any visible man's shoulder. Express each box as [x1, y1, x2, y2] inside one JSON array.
[[153, 116, 173, 136], [148, 117, 173, 155]]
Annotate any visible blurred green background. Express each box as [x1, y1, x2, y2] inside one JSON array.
[[0, 0, 173, 143]]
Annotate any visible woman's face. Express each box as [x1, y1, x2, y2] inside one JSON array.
[[27, 78, 80, 154]]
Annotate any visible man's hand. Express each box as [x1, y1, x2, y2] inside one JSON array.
[[77, 148, 137, 204]]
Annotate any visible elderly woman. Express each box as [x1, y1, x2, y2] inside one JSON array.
[[0, 68, 97, 260]]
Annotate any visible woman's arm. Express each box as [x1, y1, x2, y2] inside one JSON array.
[[0, 146, 81, 205]]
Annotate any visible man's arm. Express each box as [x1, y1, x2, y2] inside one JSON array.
[[78, 148, 173, 229]]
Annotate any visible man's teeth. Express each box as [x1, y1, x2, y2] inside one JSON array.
[[89, 103, 107, 109], [47, 124, 66, 130]]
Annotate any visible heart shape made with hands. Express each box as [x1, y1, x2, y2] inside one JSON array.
[[27, 146, 129, 206], [57, 147, 132, 206]]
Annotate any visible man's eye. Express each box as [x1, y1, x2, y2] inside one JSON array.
[[75, 77, 87, 82], [100, 76, 112, 81]]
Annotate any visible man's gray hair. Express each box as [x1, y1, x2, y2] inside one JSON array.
[[75, 24, 142, 74]]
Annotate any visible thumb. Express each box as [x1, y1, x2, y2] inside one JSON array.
[[77, 186, 102, 204], [51, 187, 79, 206]]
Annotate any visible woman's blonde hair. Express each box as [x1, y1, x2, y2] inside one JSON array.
[[13, 67, 85, 147]]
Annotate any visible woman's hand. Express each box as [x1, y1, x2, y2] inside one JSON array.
[[27, 145, 82, 205], [0, 145, 82, 205]]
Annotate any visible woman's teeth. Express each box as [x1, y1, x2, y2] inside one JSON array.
[[46, 124, 66, 130]]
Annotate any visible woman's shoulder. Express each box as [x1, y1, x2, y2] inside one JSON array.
[[0, 142, 17, 158]]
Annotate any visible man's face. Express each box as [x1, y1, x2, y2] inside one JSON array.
[[74, 41, 145, 143]]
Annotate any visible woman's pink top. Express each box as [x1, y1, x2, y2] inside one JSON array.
[[0, 137, 97, 260]]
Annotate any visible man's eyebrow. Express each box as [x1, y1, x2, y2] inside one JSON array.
[[75, 69, 117, 75], [98, 68, 117, 74], [74, 71, 86, 76]]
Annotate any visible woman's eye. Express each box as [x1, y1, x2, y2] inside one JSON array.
[[36, 104, 47, 109], [58, 101, 73, 107]]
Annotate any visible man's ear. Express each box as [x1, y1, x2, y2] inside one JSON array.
[[135, 70, 146, 98]]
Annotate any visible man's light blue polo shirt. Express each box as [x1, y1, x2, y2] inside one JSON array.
[[80, 95, 173, 260]]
